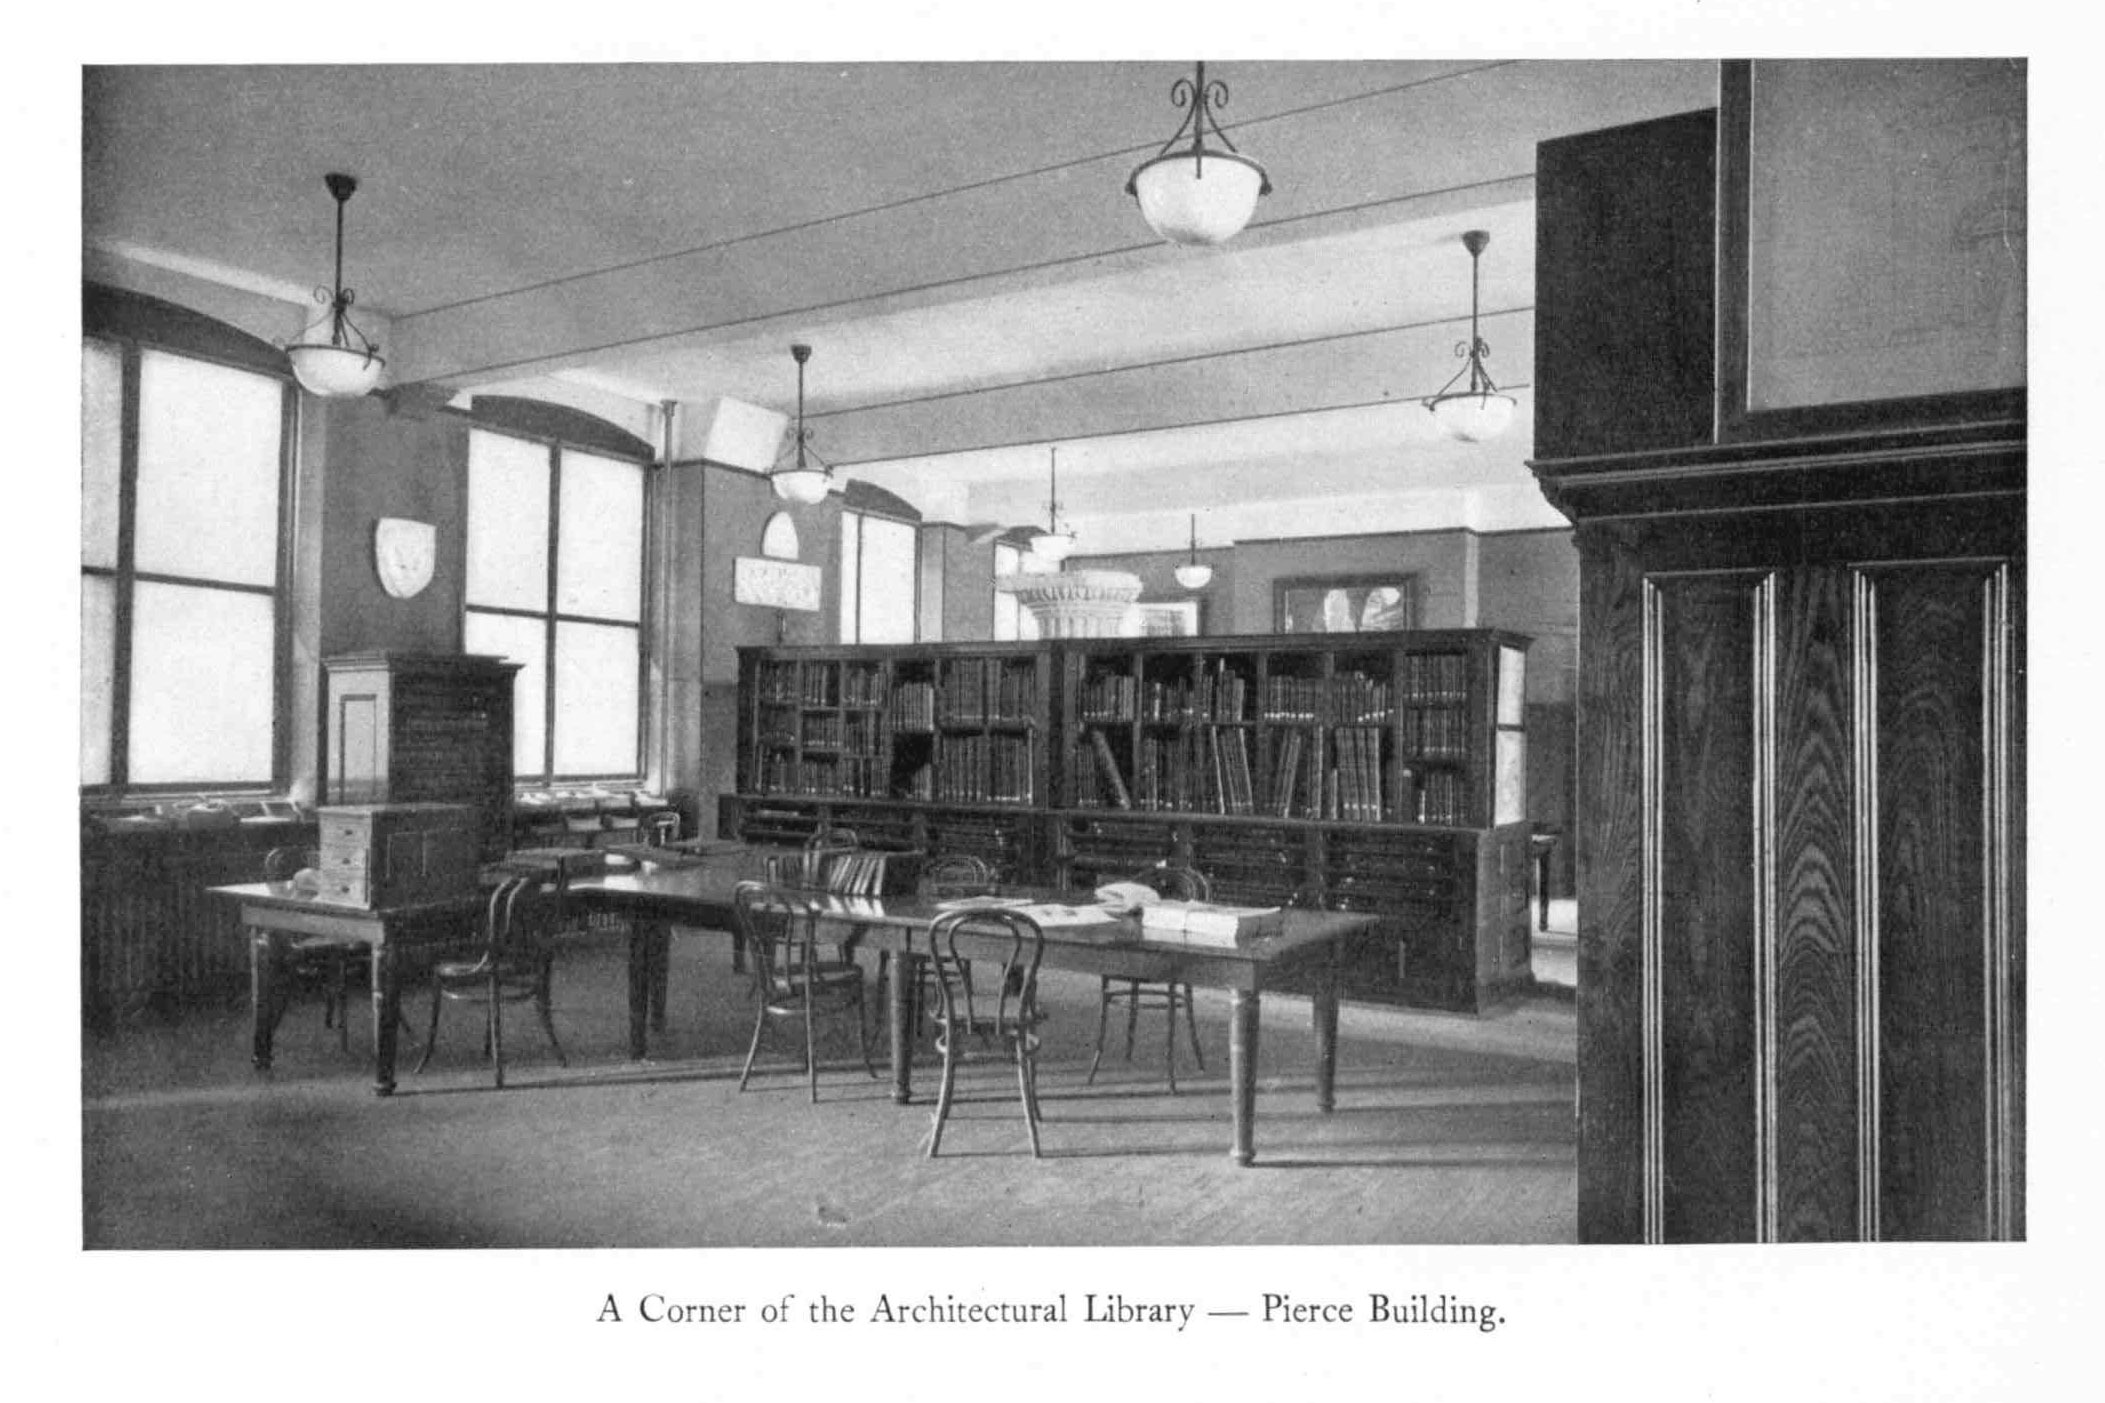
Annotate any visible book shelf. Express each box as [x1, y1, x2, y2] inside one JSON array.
[[727, 629, 1531, 1012]]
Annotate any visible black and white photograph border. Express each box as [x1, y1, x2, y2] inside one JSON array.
[[23, 3, 2099, 1399]]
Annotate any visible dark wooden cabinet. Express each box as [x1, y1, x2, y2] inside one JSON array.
[[723, 630, 1534, 1013], [1533, 84, 2025, 1241], [323, 652, 520, 861], [1534, 108, 1716, 463]]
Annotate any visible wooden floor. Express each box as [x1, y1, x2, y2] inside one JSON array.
[[81, 925, 1577, 1249]]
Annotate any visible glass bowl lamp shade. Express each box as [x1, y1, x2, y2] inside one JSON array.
[[1422, 229, 1515, 443], [285, 173, 386, 398], [1173, 559, 1215, 590], [1126, 63, 1272, 247], [1427, 391, 1516, 443], [770, 342, 834, 504], [1173, 513, 1213, 589], [770, 465, 831, 505], [1130, 150, 1270, 247]]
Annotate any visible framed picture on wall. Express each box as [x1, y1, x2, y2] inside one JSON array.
[[1132, 599, 1201, 637], [1273, 575, 1420, 634]]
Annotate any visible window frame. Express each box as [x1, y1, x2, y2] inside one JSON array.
[[838, 504, 922, 645], [80, 333, 297, 798], [462, 422, 651, 786]]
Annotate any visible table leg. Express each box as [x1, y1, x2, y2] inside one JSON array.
[[888, 948, 916, 1105], [648, 923, 671, 1033], [627, 917, 662, 1060], [371, 943, 400, 1098], [1313, 957, 1339, 1115], [1228, 989, 1260, 1167], [249, 927, 282, 1071], [1537, 847, 1552, 931]]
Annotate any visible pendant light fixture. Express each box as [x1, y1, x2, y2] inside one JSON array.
[[1126, 61, 1273, 247], [1028, 447, 1076, 566], [1423, 230, 1516, 442], [285, 173, 387, 397], [1173, 513, 1213, 590], [770, 342, 832, 505]]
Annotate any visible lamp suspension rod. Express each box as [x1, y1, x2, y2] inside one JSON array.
[[1464, 228, 1489, 394], [791, 342, 812, 469]]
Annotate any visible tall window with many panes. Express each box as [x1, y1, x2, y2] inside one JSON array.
[[837, 508, 918, 644], [463, 426, 647, 783], [81, 340, 291, 791]]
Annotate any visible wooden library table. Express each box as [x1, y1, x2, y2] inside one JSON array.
[[575, 868, 1372, 1166], [212, 842, 769, 1097], [211, 883, 485, 1097]]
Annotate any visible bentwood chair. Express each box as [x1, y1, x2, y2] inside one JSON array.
[[416, 874, 568, 1089], [263, 844, 361, 1049], [734, 828, 862, 973], [922, 906, 1048, 1159], [763, 839, 922, 1041], [893, 853, 999, 1036], [731, 880, 878, 1102], [1088, 861, 1212, 1093]]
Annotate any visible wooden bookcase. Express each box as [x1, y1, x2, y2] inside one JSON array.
[[726, 630, 1532, 1013], [323, 652, 521, 861]]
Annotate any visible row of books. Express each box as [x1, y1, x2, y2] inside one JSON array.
[[758, 754, 885, 798], [756, 661, 891, 708], [1399, 652, 1470, 703], [1400, 705, 1470, 759], [937, 658, 1040, 724], [1329, 726, 1390, 824], [1266, 727, 1390, 822], [889, 681, 938, 730], [1078, 672, 1140, 721], [840, 665, 886, 707], [1261, 672, 1393, 724], [1134, 727, 1257, 815], [1140, 663, 1251, 722], [930, 733, 1036, 804], [796, 712, 886, 755], [1409, 769, 1472, 827]]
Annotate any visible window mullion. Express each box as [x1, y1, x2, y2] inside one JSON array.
[[109, 341, 142, 789], [542, 442, 561, 783], [270, 382, 296, 788]]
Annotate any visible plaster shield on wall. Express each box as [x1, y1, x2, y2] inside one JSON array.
[[373, 517, 436, 599]]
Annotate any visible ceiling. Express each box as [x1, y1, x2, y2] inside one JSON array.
[[82, 60, 1720, 548]]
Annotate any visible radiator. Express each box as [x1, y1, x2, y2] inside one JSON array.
[[81, 822, 315, 1025]]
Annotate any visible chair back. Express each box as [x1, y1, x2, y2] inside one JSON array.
[[262, 845, 320, 894], [1127, 860, 1213, 903], [481, 874, 566, 968], [731, 880, 829, 1003], [644, 811, 682, 847], [765, 844, 919, 897], [925, 907, 1045, 1041], [921, 853, 994, 898]]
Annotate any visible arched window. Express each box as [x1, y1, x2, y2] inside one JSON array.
[[80, 286, 295, 793], [462, 402, 652, 783]]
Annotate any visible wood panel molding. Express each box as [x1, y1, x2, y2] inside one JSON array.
[[1851, 570, 1882, 1239], [1752, 572, 1780, 1242], [1639, 577, 1664, 1242]]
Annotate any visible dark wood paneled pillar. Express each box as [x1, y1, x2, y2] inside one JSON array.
[[1553, 466, 2023, 1244]]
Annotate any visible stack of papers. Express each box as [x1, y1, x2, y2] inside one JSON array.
[[1138, 899, 1285, 947]]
